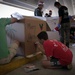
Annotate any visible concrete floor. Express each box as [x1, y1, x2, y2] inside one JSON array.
[[6, 44, 75, 75]]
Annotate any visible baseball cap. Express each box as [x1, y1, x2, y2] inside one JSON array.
[[11, 12, 24, 20], [38, 1, 44, 6]]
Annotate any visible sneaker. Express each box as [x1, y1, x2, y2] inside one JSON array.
[[67, 63, 73, 70]]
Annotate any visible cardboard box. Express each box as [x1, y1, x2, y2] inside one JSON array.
[[24, 16, 50, 56], [46, 17, 59, 30]]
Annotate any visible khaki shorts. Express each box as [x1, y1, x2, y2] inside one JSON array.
[[0, 42, 19, 64]]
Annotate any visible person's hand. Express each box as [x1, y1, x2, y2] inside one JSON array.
[[34, 41, 42, 49], [57, 24, 61, 29], [34, 42, 39, 47], [35, 41, 39, 44]]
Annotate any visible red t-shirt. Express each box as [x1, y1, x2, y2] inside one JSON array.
[[43, 40, 73, 66]]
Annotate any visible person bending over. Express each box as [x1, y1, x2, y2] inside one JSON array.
[[0, 12, 24, 64], [36, 31, 73, 70]]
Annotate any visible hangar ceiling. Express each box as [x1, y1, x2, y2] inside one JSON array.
[[0, 0, 74, 15], [0, 0, 57, 11]]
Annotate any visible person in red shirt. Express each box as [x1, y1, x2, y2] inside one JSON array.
[[36, 31, 73, 70]]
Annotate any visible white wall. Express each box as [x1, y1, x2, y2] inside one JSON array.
[[72, 0, 75, 15], [44, 0, 74, 17], [0, 4, 34, 18], [63, 0, 74, 15], [43, 0, 58, 17]]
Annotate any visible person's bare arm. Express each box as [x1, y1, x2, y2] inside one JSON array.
[[35, 42, 45, 54]]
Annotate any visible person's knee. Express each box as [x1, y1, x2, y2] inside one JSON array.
[[5, 58, 11, 64], [42, 60, 50, 68], [0, 58, 11, 64]]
